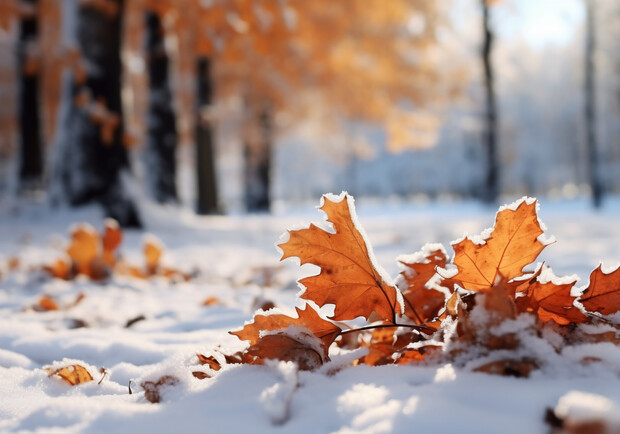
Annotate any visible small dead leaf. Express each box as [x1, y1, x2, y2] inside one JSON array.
[[196, 354, 222, 371], [473, 359, 538, 377], [247, 332, 324, 371], [102, 219, 122, 267], [67, 224, 100, 276], [144, 236, 163, 275], [141, 375, 179, 403], [37, 295, 59, 311], [203, 297, 220, 306], [47, 364, 93, 385]]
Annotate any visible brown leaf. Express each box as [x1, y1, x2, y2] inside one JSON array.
[[196, 354, 221, 371], [203, 297, 220, 306], [230, 306, 341, 357], [278, 193, 401, 322], [399, 248, 448, 323], [141, 375, 179, 403], [579, 265, 620, 316], [519, 279, 587, 325], [192, 371, 211, 380], [246, 332, 324, 370], [473, 359, 538, 377], [452, 199, 547, 292], [47, 364, 93, 385]]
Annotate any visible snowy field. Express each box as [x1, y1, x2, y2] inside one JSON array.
[[1, 195, 620, 433]]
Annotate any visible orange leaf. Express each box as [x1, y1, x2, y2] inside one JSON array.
[[43, 258, 71, 280], [203, 297, 220, 306], [47, 364, 93, 385], [38, 295, 59, 311], [399, 247, 448, 323], [579, 265, 620, 316], [230, 306, 341, 357], [143, 235, 163, 275], [520, 279, 587, 325], [246, 332, 324, 370], [196, 354, 222, 371], [67, 224, 100, 276], [102, 218, 122, 267], [279, 193, 401, 322], [452, 199, 547, 291]]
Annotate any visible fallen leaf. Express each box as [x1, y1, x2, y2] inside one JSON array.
[[279, 193, 401, 322], [141, 375, 179, 403], [43, 258, 71, 280], [579, 265, 620, 316], [399, 248, 448, 323], [196, 354, 221, 371], [246, 332, 324, 370], [37, 295, 59, 311], [47, 364, 93, 385], [66, 224, 100, 276], [473, 359, 538, 377], [519, 279, 587, 325], [452, 199, 547, 291], [203, 297, 220, 306], [102, 218, 122, 267], [230, 306, 341, 357], [143, 235, 163, 275]]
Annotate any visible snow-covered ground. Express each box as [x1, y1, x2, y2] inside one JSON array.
[[1, 195, 620, 433]]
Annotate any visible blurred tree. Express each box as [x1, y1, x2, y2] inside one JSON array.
[[481, 0, 499, 204], [17, 0, 43, 192], [52, 0, 140, 226], [144, 8, 177, 203], [585, 0, 603, 208]]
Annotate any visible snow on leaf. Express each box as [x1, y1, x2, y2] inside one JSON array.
[[278, 192, 401, 322], [452, 198, 547, 291], [520, 279, 587, 325], [230, 306, 341, 357], [580, 265, 620, 316]]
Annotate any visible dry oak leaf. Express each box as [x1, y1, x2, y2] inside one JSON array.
[[278, 193, 402, 322], [196, 354, 222, 371], [579, 265, 620, 316], [398, 246, 450, 324], [43, 257, 71, 280], [47, 364, 93, 385], [452, 198, 548, 292], [519, 279, 587, 325], [230, 306, 341, 358], [246, 331, 325, 371]]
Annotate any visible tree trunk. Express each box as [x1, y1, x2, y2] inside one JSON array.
[[195, 56, 219, 214], [244, 104, 272, 212], [17, 0, 43, 192], [481, 0, 499, 204], [585, 0, 603, 208], [54, 0, 140, 227], [145, 10, 177, 203]]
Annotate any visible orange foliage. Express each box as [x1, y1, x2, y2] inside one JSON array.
[[225, 193, 620, 375]]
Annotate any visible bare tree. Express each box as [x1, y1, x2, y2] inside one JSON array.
[[481, 0, 499, 204], [585, 0, 603, 208]]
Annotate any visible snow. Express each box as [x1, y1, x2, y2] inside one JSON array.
[[1, 197, 620, 433]]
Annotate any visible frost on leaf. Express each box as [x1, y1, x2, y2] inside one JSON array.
[[278, 193, 401, 322], [452, 199, 547, 292], [580, 265, 620, 316]]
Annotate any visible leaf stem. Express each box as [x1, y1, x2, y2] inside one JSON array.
[[339, 322, 436, 336]]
